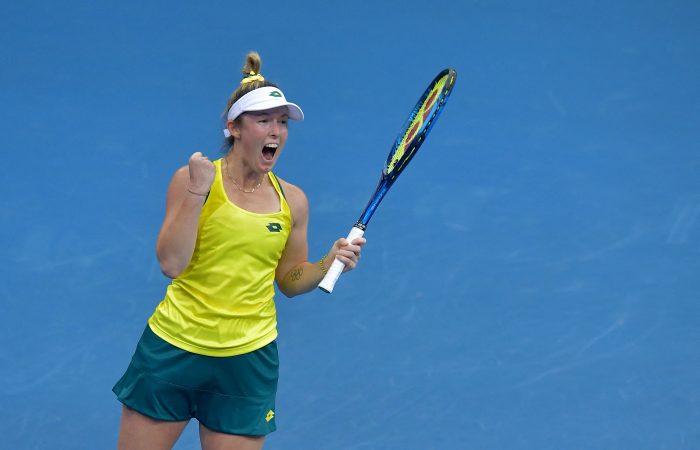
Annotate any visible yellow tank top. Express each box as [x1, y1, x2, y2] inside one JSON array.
[[148, 158, 292, 357]]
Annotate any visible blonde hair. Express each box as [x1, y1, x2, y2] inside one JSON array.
[[223, 51, 278, 116], [222, 51, 279, 148]]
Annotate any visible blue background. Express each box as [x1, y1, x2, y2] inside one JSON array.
[[1, 1, 699, 449]]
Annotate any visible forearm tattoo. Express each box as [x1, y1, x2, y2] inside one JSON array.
[[290, 267, 303, 282]]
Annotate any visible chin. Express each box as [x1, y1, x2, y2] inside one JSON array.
[[259, 157, 279, 171]]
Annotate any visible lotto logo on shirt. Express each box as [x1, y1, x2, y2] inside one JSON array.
[[266, 223, 283, 233]]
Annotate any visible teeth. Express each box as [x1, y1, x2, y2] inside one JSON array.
[[264, 144, 279, 149]]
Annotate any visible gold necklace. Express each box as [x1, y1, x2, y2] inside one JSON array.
[[224, 158, 262, 193]]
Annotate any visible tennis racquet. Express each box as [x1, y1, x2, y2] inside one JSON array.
[[318, 68, 457, 293]]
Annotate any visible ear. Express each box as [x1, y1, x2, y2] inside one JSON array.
[[227, 120, 241, 139]]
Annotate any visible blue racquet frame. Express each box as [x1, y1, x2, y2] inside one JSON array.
[[319, 68, 457, 293]]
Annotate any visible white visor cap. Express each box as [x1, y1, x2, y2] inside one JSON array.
[[224, 86, 304, 137]]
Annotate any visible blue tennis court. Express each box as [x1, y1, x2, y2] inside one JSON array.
[[1, 1, 699, 448]]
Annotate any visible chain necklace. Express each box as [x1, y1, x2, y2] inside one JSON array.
[[224, 158, 263, 193]]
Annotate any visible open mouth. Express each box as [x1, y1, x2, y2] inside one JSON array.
[[262, 143, 278, 161]]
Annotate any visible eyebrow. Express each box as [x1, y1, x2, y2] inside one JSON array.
[[247, 111, 289, 118]]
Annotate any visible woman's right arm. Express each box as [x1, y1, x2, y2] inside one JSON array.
[[156, 152, 215, 278]]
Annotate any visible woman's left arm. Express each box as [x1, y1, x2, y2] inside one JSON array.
[[275, 182, 366, 298]]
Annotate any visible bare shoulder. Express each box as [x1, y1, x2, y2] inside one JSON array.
[[168, 165, 190, 188], [173, 164, 190, 180], [163, 165, 191, 204], [275, 176, 309, 218]]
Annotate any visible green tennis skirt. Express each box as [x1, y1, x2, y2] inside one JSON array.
[[112, 325, 278, 436]]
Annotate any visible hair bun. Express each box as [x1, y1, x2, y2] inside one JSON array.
[[242, 51, 262, 76]]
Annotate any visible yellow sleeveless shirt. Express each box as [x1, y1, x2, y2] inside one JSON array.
[[148, 158, 292, 357]]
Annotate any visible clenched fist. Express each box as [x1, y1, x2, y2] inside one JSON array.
[[188, 152, 216, 195]]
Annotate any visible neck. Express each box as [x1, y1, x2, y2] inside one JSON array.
[[224, 155, 265, 193]]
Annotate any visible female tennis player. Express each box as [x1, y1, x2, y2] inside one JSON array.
[[113, 51, 366, 450]]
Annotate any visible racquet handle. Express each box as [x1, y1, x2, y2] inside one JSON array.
[[318, 226, 366, 293]]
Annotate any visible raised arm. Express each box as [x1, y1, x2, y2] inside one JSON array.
[[156, 152, 215, 278], [275, 180, 366, 297]]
